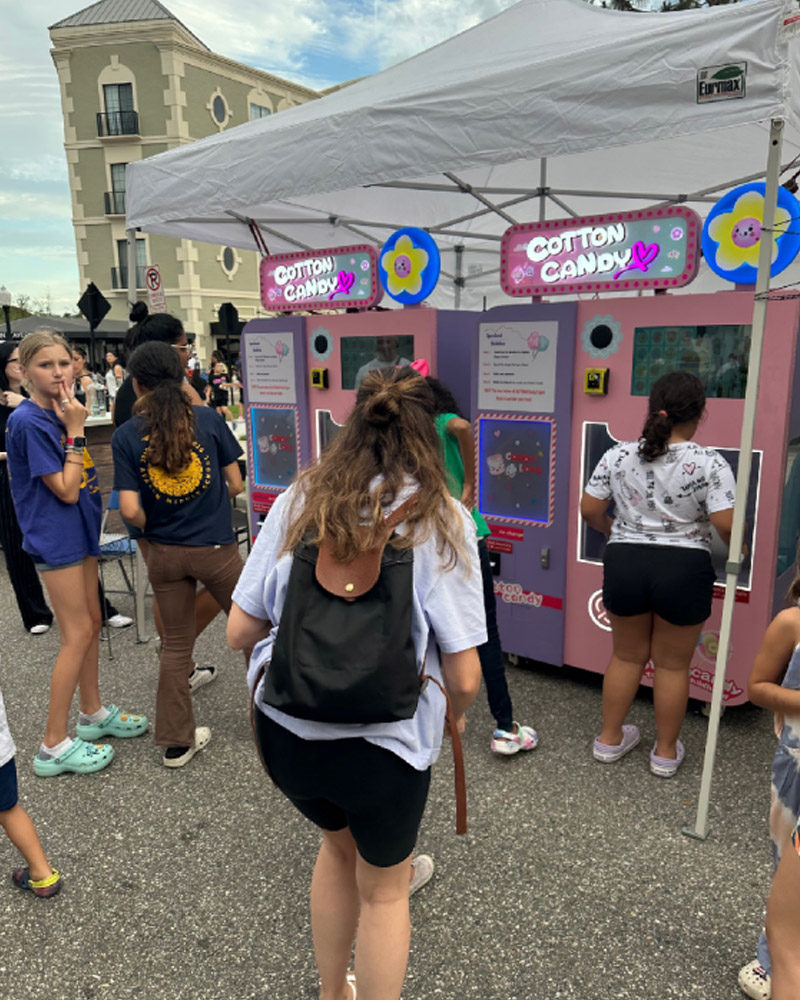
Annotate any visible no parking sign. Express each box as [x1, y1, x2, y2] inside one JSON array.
[[145, 265, 167, 313]]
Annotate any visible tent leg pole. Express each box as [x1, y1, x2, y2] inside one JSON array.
[[126, 227, 137, 315], [683, 117, 784, 842]]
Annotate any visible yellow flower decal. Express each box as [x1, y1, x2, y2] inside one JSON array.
[[382, 234, 429, 297], [707, 190, 791, 272]]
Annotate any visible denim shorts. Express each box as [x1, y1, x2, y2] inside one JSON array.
[[34, 557, 85, 573], [0, 757, 19, 812]]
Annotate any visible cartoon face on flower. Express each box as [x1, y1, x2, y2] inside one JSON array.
[[731, 217, 761, 249], [705, 187, 793, 276], [382, 234, 429, 297]]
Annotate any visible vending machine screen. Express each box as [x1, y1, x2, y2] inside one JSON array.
[[340, 335, 416, 389], [631, 325, 751, 399], [250, 405, 299, 490], [477, 415, 554, 525]]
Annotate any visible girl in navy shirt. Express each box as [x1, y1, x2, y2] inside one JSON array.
[[113, 342, 243, 768], [6, 330, 147, 777]]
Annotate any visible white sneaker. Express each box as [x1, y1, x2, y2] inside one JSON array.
[[162, 727, 211, 768], [106, 614, 133, 629], [409, 854, 434, 896], [738, 960, 771, 1000], [29, 624, 51, 635], [188, 665, 217, 692]]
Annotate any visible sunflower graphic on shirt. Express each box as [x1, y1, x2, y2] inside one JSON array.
[[139, 437, 211, 505]]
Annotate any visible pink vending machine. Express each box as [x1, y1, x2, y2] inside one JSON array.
[[563, 292, 800, 705]]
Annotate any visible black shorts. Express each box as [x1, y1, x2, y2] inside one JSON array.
[[0, 757, 19, 812], [253, 708, 430, 868], [603, 543, 716, 627]]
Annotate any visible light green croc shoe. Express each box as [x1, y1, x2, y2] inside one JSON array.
[[33, 738, 114, 777], [76, 705, 149, 740]]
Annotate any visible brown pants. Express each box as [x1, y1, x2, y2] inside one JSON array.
[[143, 541, 243, 747]]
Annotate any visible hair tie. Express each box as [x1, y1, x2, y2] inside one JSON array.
[[404, 358, 430, 377], [658, 410, 668, 417]]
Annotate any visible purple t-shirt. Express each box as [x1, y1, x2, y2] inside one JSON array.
[[5, 400, 102, 565]]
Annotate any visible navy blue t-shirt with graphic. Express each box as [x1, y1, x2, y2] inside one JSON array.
[[5, 399, 103, 565], [112, 405, 243, 546]]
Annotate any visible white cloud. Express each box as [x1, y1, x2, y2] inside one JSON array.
[[0, 190, 72, 220]]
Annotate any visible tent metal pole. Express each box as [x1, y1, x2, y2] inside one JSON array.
[[683, 117, 784, 843], [539, 159, 547, 222], [454, 244, 464, 310]]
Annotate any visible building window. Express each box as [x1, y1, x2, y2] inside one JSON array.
[[207, 88, 231, 131], [217, 245, 241, 280], [114, 238, 147, 289], [105, 163, 127, 215], [101, 83, 137, 136], [250, 103, 271, 120]]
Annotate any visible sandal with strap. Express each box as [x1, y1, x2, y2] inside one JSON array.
[[76, 705, 148, 740], [33, 738, 114, 777], [12, 867, 62, 898]]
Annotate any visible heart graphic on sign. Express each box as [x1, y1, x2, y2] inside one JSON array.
[[329, 270, 356, 300], [683, 463, 696, 475], [613, 241, 661, 279]]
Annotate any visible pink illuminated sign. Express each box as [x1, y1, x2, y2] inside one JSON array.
[[500, 207, 701, 297], [260, 244, 382, 312]]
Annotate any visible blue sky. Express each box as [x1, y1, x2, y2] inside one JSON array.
[[0, 0, 518, 314]]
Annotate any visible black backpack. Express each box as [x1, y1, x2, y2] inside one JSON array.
[[262, 495, 421, 724]]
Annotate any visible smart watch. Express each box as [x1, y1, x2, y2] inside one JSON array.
[[66, 436, 86, 450]]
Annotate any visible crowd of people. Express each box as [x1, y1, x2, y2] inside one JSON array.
[[0, 321, 798, 999]]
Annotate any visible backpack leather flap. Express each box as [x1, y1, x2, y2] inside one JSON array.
[[315, 493, 419, 601], [316, 539, 383, 600]]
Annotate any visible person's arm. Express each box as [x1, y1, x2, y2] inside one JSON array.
[[441, 648, 481, 731], [709, 508, 733, 547], [119, 489, 146, 529], [40, 386, 88, 504], [748, 611, 800, 713], [580, 492, 613, 538], [446, 416, 476, 509], [223, 460, 242, 497], [0, 392, 25, 460], [228, 602, 272, 651]]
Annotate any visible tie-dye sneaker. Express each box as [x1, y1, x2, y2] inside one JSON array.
[[491, 722, 539, 756]]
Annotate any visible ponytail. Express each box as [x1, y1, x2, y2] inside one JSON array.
[[638, 371, 705, 462], [126, 342, 194, 475]]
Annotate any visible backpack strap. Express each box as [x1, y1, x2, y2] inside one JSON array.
[[316, 493, 419, 600], [421, 672, 467, 835]]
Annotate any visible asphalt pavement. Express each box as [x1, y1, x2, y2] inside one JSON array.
[[0, 558, 778, 1000]]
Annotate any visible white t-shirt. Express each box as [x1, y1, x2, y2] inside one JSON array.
[[0, 683, 17, 769], [585, 440, 736, 551], [232, 482, 487, 771]]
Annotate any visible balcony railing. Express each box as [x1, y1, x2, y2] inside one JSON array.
[[96, 110, 140, 138], [104, 191, 126, 215], [111, 266, 147, 290]]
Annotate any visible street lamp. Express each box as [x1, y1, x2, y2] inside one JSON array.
[[0, 287, 10, 341]]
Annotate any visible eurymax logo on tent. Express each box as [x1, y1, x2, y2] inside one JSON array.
[[697, 63, 746, 104]]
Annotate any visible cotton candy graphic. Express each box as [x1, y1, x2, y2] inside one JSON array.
[[274, 340, 290, 363], [527, 330, 550, 361]]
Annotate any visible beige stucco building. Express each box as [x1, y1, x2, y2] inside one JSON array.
[[49, 0, 319, 360]]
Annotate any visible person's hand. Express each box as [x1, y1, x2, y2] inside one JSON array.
[[2, 391, 24, 409], [59, 383, 86, 435], [460, 484, 475, 511]]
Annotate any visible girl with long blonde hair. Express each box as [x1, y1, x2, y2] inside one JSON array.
[[5, 330, 147, 777]]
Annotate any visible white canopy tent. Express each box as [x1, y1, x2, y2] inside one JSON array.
[[128, 0, 800, 838]]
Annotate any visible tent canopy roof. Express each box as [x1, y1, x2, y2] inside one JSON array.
[[126, 0, 800, 306]]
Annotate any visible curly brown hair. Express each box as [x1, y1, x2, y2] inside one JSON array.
[[127, 342, 195, 476], [639, 371, 706, 462], [282, 368, 467, 567]]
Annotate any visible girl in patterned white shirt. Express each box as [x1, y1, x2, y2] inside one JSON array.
[[581, 371, 735, 777]]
